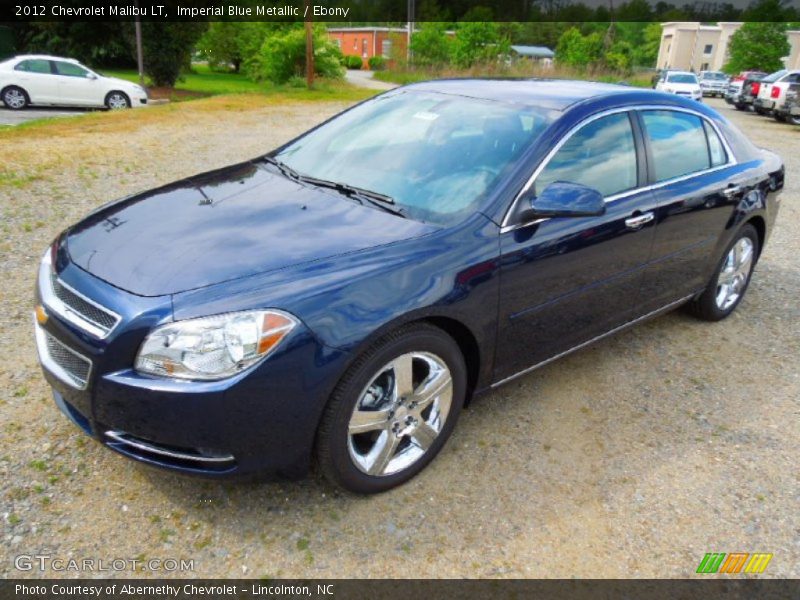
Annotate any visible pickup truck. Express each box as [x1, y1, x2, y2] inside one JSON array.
[[731, 72, 768, 111], [754, 69, 800, 117], [699, 71, 729, 97], [777, 82, 800, 125]]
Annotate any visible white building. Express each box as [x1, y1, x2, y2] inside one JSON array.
[[657, 22, 800, 72]]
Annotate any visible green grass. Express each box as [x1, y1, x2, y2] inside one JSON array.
[[102, 63, 267, 96]]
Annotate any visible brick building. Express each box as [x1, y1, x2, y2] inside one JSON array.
[[327, 27, 409, 68]]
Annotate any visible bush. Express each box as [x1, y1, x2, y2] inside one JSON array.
[[344, 55, 363, 70], [141, 22, 206, 87], [368, 56, 387, 71], [248, 25, 344, 84]]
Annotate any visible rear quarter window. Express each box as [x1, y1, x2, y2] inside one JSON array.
[[642, 110, 711, 181]]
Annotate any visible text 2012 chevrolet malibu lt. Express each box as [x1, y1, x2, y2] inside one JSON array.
[[35, 81, 783, 493]]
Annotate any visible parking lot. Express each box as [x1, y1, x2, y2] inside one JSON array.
[[0, 96, 797, 578]]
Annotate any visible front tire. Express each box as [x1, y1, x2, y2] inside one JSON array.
[[2, 86, 28, 110], [687, 224, 759, 321], [316, 323, 467, 494], [105, 91, 130, 110]]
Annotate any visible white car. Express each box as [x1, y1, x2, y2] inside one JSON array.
[[753, 69, 800, 118], [656, 71, 702, 102], [0, 55, 148, 110]]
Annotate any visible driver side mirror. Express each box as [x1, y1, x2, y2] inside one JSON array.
[[87, 73, 98, 80], [517, 181, 606, 222]]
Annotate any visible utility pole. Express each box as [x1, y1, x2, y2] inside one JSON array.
[[407, 0, 414, 64], [305, 0, 314, 88], [134, 0, 144, 86]]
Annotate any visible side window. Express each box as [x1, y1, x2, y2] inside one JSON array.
[[641, 110, 711, 182], [536, 112, 638, 198], [15, 59, 51, 74], [54, 61, 90, 78], [703, 121, 727, 167]]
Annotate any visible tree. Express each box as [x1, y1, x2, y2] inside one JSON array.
[[555, 27, 603, 69], [633, 22, 662, 67], [451, 9, 510, 69], [197, 22, 270, 73], [249, 25, 343, 84], [410, 22, 452, 68], [724, 22, 789, 74], [140, 22, 205, 87]]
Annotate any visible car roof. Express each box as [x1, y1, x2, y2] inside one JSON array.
[[10, 54, 81, 63], [402, 79, 642, 111]]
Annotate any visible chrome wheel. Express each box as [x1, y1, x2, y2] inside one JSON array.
[[107, 93, 129, 110], [347, 352, 452, 477], [715, 237, 754, 311], [3, 88, 26, 109]]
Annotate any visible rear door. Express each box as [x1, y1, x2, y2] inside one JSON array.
[[494, 110, 657, 381], [12, 59, 59, 103], [636, 109, 748, 312]]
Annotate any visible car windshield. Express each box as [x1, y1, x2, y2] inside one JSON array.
[[763, 70, 787, 82], [703, 72, 727, 80], [275, 90, 554, 224], [667, 73, 698, 84]]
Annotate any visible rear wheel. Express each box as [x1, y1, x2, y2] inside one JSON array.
[[316, 323, 466, 494], [774, 113, 787, 122], [687, 224, 759, 321], [2, 86, 28, 110]]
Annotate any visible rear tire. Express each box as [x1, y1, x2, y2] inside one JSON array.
[[316, 323, 467, 494], [686, 224, 759, 322], [2, 86, 28, 110], [774, 113, 787, 123]]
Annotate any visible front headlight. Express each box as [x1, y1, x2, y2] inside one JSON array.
[[135, 310, 298, 381]]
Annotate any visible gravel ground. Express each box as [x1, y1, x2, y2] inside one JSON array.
[[0, 97, 797, 579]]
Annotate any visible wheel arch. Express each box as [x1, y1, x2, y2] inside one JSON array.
[[745, 214, 766, 258]]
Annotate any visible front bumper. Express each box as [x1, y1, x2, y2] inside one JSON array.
[[130, 93, 149, 108], [35, 250, 349, 479]]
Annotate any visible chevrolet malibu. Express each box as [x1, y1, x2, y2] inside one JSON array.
[[34, 80, 783, 493]]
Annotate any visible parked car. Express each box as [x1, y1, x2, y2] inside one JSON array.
[[754, 69, 800, 120], [699, 70, 729, 97], [752, 69, 794, 115], [655, 71, 703, 101], [735, 72, 770, 111], [33, 80, 784, 493], [725, 71, 766, 108], [779, 82, 800, 125], [0, 54, 147, 110]]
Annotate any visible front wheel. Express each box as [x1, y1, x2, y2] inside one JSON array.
[[687, 224, 759, 321], [105, 91, 130, 110], [316, 323, 466, 493]]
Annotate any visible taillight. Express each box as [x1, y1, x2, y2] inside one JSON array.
[[752, 82, 761, 95], [771, 86, 780, 98]]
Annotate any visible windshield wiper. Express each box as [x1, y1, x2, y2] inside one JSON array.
[[262, 155, 302, 181], [262, 157, 405, 218], [296, 175, 406, 218]]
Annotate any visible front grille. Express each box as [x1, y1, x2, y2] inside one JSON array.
[[42, 328, 92, 388], [49, 273, 119, 335]]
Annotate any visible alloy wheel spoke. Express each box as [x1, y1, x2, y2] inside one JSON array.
[[348, 408, 391, 435], [413, 370, 452, 411], [411, 422, 438, 451], [392, 354, 415, 400], [366, 431, 401, 475]]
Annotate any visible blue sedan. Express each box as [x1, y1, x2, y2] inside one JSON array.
[[34, 80, 784, 493]]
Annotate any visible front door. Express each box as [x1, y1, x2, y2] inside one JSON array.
[[52, 60, 100, 106], [495, 111, 657, 382]]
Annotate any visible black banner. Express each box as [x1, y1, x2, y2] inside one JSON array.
[[2, 0, 800, 23], [2, 579, 800, 600]]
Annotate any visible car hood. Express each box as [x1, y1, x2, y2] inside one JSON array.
[[65, 161, 437, 296], [103, 76, 139, 89], [665, 82, 699, 92]]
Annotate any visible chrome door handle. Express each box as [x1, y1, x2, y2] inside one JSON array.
[[625, 212, 654, 230], [722, 185, 742, 197]]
